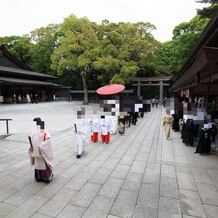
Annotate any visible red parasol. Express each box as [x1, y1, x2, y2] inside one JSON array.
[[96, 84, 125, 95]]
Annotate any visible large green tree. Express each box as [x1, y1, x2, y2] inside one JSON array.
[[93, 20, 160, 85], [51, 15, 100, 104]]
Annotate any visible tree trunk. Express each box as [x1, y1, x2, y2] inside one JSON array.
[[80, 70, 89, 105]]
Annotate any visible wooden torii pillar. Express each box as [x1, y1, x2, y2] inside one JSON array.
[[132, 76, 171, 105]]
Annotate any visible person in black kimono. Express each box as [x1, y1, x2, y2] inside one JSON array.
[[140, 111, 144, 118], [195, 126, 211, 154], [127, 112, 133, 127], [132, 112, 138, 125], [182, 119, 194, 146], [211, 124, 217, 143], [181, 119, 186, 140], [193, 124, 199, 141], [172, 114, 180, 132]]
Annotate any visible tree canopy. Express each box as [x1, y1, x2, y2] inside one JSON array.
[[93, 21, 160, 85], [0, 1, 214, 103], [51, 15, 100, 104], [49, 15, 161, 103]]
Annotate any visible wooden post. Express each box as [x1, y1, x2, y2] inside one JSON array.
[[159, 80, 163, 105], [137, 79, 141, 97], [6, 120, 9, 134], [0, 119, 12, 134]]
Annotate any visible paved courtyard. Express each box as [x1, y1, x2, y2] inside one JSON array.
[[0, 102, 218, 218]]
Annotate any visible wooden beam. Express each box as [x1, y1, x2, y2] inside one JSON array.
[[132, 83, 169, 86], [132, 76, 171, 82]]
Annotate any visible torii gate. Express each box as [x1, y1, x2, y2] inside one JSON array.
[[132, 76, 171, 105]]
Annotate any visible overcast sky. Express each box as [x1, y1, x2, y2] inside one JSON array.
[[0, 0, 205, 42]]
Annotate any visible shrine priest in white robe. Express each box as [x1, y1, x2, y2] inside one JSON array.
[[74, 107, 91, 158]]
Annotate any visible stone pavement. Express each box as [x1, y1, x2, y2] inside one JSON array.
[[0, 102, 218, 218]]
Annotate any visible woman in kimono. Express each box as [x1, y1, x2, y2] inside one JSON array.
[[28, 118, 54, 183], [118, 116, 126, 136], [162, 111, 174, 140]]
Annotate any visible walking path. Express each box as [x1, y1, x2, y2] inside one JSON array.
[[0, 102, 218, 218]]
